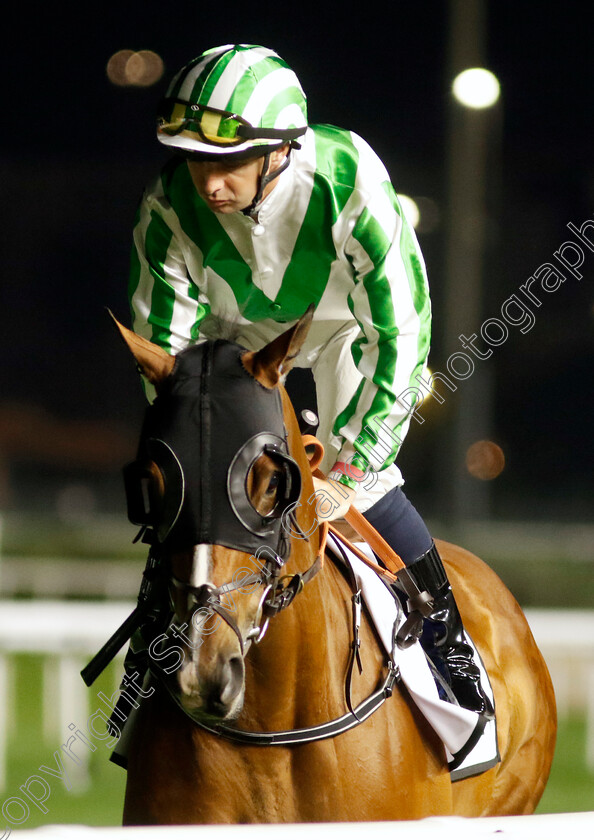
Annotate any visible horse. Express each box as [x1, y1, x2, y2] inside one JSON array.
[[111, 311, 556, 825]]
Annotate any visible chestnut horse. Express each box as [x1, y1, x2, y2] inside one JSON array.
[[113, 313, 556, 825]]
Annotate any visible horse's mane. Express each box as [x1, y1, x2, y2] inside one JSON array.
[[198, 315, 243, 344]]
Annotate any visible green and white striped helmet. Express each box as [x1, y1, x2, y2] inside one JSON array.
[[157, 44, 308, 157]]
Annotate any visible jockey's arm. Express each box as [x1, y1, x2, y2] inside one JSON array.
[[328, 179, 432, 498]]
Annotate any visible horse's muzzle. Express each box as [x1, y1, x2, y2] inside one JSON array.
[[206, 654, 245, 717], [178, 650, 246, 721]]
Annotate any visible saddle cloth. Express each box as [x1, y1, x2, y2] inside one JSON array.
[[326, 530, 500, 782]]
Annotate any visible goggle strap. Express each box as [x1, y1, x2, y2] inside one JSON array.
[[237, 125, 306, 141]]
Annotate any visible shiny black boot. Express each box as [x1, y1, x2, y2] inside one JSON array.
[[396, 543, 488, 714]]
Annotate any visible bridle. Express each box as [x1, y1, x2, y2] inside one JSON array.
[[81, 339, 320, 689], [83, 481, 403, 748]]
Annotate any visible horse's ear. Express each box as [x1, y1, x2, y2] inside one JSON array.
[[242, 304, 314, 388], [108, 310, 176, 387]]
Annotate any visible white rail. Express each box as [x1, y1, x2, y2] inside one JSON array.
[[1, 602, 593, 793], [5, 812, 594, 838], [0, 601, 131, 792]]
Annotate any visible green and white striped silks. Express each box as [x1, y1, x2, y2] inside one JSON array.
[[129, 124, 431, 487]]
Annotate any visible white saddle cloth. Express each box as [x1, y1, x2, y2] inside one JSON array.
[[326, 530, 500, 781]]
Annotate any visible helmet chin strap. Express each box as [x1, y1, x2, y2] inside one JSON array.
[[242, 147, 292, 216]]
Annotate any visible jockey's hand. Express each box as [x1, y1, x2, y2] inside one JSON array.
[[311, 476, 357, 522]]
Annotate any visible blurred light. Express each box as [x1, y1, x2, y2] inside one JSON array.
[[106, 49, 135, 85], [107, 49, 164, 87], [452, 68, 501, 109], [465, 440, 505, 480], [398, 194, 420, 229], [127, 50, 164, 86]]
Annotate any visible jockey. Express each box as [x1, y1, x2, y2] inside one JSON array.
[[128, 44, 487, 715]]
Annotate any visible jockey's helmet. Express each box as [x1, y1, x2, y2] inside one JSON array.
[[157, 44, 308, 160]]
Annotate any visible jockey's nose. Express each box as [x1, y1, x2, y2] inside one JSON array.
[[204, 177, 222, 196], [202, 167, 227, 196]]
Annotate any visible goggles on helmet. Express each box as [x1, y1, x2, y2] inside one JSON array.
[[157, 98, 305, 149]]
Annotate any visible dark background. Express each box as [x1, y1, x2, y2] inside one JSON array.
[[1, 0, 592, 524]]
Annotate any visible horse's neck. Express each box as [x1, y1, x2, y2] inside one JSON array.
[[241, 537, 373, 732]]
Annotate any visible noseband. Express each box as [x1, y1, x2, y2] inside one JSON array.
[[162, 519, 402, 748], [169, 527, 326, 655]]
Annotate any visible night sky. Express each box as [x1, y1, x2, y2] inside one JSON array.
[[1, 1, 592, 520]]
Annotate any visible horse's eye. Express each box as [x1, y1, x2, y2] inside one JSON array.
[[246, 457, 284, 517], [266, 472, 281, 495]]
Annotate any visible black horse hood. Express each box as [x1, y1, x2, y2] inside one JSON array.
[[124, 340, 301, 556]]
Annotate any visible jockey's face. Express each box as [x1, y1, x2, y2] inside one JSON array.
[[187, 146, 288, 214]]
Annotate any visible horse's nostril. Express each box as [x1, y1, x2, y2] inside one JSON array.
[[219, 655, 245, 706]]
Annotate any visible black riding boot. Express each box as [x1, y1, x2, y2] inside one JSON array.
[[397, 542, 488, 714]]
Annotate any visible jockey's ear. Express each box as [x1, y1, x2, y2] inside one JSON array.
[[108, 309, 176, 388], [242, 304, 314, 388]]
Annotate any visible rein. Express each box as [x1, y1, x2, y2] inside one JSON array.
[[163, 659, 400, 747]]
